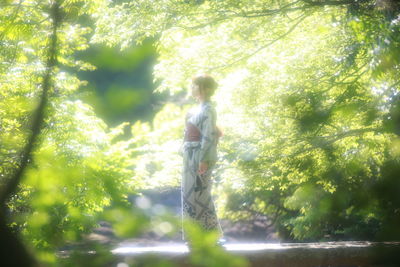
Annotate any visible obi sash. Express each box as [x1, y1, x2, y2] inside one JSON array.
[[184, 122, 201, 141]]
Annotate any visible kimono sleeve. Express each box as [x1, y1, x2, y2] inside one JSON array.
[[199, 105, 217, 162]]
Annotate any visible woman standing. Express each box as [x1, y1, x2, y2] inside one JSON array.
[[181, 74, 224, 245]]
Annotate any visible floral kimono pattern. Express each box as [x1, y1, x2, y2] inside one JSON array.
[[180, 100, 223, 241]]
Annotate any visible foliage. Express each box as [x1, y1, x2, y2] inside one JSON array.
[[183, 219, 249, 267], [128, 103, 186, 189], [76, 41, 162, 126], [0, 0, 141, 264], [2, 0, 400, 265], [92, 0, 400, 241], [1, 1, 252, 266]]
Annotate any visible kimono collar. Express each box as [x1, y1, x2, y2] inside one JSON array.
[[201, 100, 215, 107]]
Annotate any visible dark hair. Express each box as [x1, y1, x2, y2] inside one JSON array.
[[192, 74, 218, 94]]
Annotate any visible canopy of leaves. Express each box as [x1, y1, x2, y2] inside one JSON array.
[[0, 0, 251, 266], [93, 0, 400, 241], [1, 0, 400, 265], [0, 0, 145, 264]]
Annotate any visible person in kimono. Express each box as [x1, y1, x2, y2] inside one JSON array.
[[181, 73, 225, 247]]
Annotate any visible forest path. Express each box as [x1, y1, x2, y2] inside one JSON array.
[[63, 188, 400, 266], [111, 241, 400, 267], [58, 239, 400, 266], [85, 187, 279, 246]]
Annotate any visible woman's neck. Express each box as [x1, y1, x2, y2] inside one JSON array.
[[199, 96, 211, 104]]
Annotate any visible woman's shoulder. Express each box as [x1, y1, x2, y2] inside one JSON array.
[[186, 105, 201, 123], [186, 105, 199, 116], [201, 101, 216, 112], [199, 102, 217, 124]]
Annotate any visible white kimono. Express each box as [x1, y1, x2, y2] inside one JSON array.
[[180, 100, 223, 241]]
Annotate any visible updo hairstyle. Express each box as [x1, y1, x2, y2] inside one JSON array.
[[192, 74, 218, 97]]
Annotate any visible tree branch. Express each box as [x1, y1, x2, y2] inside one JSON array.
[[302, 0, 358, 7], [178, 0, 356, 30], [0, 1, 60, 266], [207, 14, 307, 71], [258, 125, 384, 162], [0, 2, 59, 206], [289, 126, 383, 158]]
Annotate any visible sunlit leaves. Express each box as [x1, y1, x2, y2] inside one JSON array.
[[0, 1, 143, 265], [102, 206, 149, 238], [3, 4, 400, 266], [129, 103, 186, 188], [90, 0, 400, 241], [183, 219, 249, 267], [9, 98, 136, 259]]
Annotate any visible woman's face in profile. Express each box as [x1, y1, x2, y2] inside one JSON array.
[[191, 83, 200, 100]]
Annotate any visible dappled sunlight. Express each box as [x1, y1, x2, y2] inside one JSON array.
[[1, 0, 400, 266]]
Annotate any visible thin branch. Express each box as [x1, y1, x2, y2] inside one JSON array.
[[245, 0, 303, 16], [207, 14, 307, 71], [301, 0, 358, 7], [257, 125, 383, 162], [287, 126, 383, 158], [0, 2, 60, 211], [320, 61, 370, 93], [182, 2, 304, 30], [310, 63, 369, 137], [177, 0, 355, 30], [315, 127, 383, 141], [0, 1, 60, 265]]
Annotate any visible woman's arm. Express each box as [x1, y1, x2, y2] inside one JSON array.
[[198, 105, 217, 164]]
